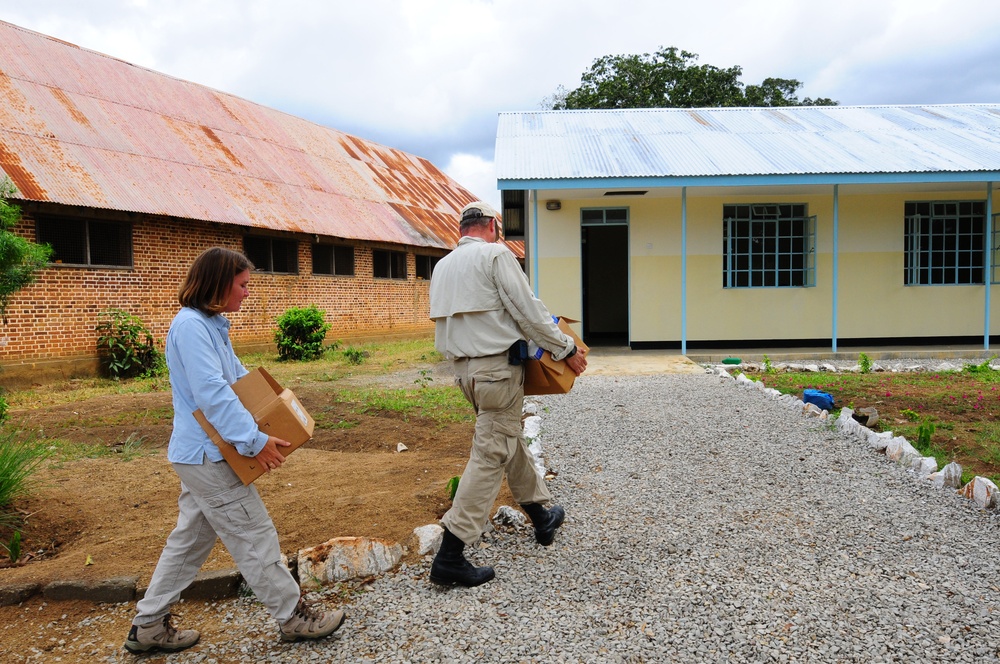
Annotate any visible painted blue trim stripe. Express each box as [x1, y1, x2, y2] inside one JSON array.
[[499, 172, 1000, 190]]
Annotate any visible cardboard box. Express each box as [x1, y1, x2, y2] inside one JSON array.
[[193, 368, 315, 485], [524, 317, 589, 395]]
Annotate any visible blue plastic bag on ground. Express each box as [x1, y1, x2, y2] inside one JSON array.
[[802, 388, 834, 411]]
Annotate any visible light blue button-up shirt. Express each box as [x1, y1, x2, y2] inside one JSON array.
[[165, 307, 269, 464]]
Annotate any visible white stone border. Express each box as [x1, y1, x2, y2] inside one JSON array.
[[714, 366, 999, 510]]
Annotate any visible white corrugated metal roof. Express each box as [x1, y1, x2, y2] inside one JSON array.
[[495, 105, 1000, 184]]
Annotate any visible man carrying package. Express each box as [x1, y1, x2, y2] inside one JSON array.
[[428, 201, 588, 587]]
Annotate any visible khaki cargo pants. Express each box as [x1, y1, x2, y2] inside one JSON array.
[[441, 353, 552, 545], [134, 457, 301, 626]]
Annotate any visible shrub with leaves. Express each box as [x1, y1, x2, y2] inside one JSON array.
[[858, 352, 873, 374], [274, 305, 333, 361], [95, 308, 165, 379], [343, 347, 366, 365]]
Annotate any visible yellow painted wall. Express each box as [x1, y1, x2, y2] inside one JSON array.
[[534, 205, 584, 325], [531, 188, 997, 344]]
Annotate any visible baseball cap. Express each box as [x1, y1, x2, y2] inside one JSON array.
[[460, 201, 499, 223]]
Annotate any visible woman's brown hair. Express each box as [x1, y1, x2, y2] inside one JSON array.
[[178, 247, 254, 315]]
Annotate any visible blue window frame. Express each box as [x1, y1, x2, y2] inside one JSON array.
[[904, 201, 985, 286], [581, 208, 628, 226], [723, 204, 815, 288], [993, 213, 1000, 285]]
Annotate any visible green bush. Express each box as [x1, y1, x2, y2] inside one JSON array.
[[0, 392, 8, 425], [0, 431, 49, 530], [95, 308, 165, 379], [274, 305, 333, 361]]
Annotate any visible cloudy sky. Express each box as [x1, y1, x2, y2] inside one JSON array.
[[5, 0, 1000, 208]]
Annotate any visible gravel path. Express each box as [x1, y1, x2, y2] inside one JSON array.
[[112, 372, 1000, 663]]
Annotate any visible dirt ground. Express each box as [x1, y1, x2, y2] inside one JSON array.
[[0, 363, 514, 661]]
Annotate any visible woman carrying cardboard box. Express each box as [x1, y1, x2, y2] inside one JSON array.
[[124, 247, 345, 655]]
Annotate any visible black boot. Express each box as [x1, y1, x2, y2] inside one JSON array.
[[429, 528, 495, 587], [521, 503, 566, 546]]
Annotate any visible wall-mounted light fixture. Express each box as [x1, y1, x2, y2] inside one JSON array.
[[545, 200, 561, 211]]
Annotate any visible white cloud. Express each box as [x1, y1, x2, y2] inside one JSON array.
[[442, 153, 500, 211], [5, 0, 1000, 199]]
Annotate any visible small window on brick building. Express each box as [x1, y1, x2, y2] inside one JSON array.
[[36, 216, 132, 267], [244, 236, 298, 274], [373, 250, 407, 279], [415, 255, 439, 280], [312, 244, 355, 276]]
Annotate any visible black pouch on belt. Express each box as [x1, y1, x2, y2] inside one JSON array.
[[508, 339, 528, 365]]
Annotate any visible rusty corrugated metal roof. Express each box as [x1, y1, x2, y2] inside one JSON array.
[[0, 20, 522, 258]]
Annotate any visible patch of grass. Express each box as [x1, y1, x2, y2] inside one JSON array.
[[5, 374, 170, 410], [41, 435, 154, 464], [312, 412, 360, 430], [1, 530, 22, 563], [977, 425, 1000, 466], [963, 355, 999, 378], [241, 337, 441, 385], [0, 431, 50, 529], [10, 338, 442, 412], [335, 386, 472, 424], [63, 407, 173, 429], [113, 433, 150, 461], [342, 347, 366, 365]]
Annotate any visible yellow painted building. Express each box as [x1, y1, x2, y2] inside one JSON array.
[[496, 107, 1000, 352]]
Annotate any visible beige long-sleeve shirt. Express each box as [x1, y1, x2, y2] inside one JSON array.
[[429, 237, 575, 360]]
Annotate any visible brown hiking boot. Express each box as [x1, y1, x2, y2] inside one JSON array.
[[279, 598, 346, 642], [123, 614, 200, 654]]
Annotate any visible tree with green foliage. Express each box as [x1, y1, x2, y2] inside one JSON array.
[[0, 177, 52, 325], [548, 46, 837, 110]]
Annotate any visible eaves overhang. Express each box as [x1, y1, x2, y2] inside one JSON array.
[[498, 171, 1000, 191]]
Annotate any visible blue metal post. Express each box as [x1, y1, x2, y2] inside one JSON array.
[[986, 182, 993, 349], [681, 187, 687, 355], [531, 190, 539, 297], [832, 184, 839, 353]]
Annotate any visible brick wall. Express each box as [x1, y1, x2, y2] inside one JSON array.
[[1, 207, 442, 377]]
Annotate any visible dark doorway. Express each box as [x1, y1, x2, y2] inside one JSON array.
[[582, 224, 628, 345]]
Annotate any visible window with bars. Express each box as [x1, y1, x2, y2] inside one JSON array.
[[415, 255, 439, 280], [904, 201, 986, 286], [581, 207, 628, 226], [244, 236, 298, 274], [501, 190, 525, 237], [312, 244, 355, 276], [35, 216, 132, 267], [993, 214, 1000, 284], [373, 250, 407, 279], [722, 204, 815, 288]]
